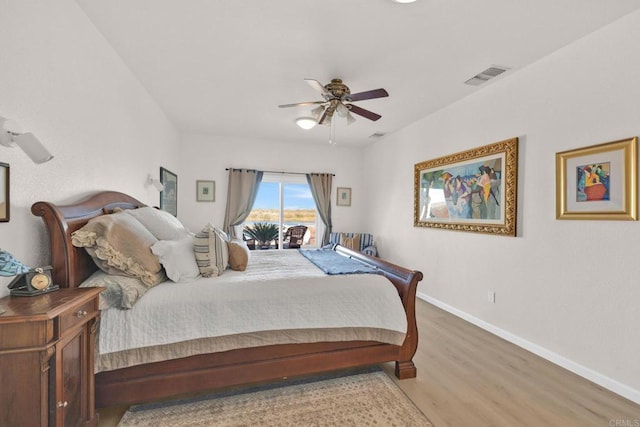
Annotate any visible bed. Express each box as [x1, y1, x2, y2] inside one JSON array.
[[31, 190, 423, 409]]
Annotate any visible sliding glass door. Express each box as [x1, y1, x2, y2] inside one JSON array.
[[244, 173, 320, 249]]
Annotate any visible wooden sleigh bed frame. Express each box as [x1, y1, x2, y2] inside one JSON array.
[[31, 191, 423, 409]]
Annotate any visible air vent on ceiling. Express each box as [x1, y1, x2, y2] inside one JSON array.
[[464, 65, 510, 86], [369, 132, 386, 138]]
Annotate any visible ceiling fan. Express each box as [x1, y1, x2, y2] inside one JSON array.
[[278, 78, 389, 125]]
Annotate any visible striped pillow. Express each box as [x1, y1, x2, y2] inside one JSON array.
[[193, 223, 228, 277]]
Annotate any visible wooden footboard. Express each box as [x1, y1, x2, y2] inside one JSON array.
[[32, 191, 423, 407]]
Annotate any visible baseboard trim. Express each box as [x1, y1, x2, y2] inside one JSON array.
[[417, 292, 640, 405]]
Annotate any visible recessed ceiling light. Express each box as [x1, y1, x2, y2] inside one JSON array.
[[295, 117, 317, 130], [392, 0, 417, 3]]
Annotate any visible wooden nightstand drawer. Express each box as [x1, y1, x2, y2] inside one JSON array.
[[59, 299, 97, 333]]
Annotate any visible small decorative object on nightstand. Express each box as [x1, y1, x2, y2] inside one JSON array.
[[8, 265, 59, 296], [0, 288, 103, 426]]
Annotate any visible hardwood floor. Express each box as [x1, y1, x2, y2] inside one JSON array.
[[383, 299, 640, 427], [97, 299, 640, 426]]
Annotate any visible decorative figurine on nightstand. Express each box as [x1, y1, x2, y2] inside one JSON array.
[[1, 248, 59, 296]]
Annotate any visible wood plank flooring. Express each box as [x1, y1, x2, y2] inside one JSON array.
[[98, 299, 640, 426], [382, 299, 640, 426]]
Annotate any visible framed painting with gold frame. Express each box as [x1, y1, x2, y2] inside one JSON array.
[[556, 137, 637, 220], [0, 162, 8, 222], [414, 137, 518, 236]]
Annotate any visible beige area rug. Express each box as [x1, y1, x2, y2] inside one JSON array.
[[117, 369, 432, 426]]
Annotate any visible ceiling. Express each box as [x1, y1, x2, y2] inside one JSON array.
[[75, 0, 640, 148]]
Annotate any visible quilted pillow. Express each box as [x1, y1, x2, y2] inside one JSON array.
[[340, 233, 361, 252], [124, 206, 189, 240], [227, 238, 250, 271], [71, 212, 164, 287], [151, 234, 200, 282], [79, 270, 152, 310], [193, 223, 228, 277]]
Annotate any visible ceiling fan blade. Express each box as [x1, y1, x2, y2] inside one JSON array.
[[305, 79, 332, 98], [317, 108, 330, 125], [347, 104, 382, 121], [278, 101, 325, 108], [343, 88, 389, 102]]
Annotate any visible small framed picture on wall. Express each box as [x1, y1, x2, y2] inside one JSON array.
[[160, 167, 178, 216], [196, 180, 215, 202], [337, 187, 351, 206]]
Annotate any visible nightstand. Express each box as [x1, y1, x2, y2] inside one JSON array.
[[0, 288, 102, 427]]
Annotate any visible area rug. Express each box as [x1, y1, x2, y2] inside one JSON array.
[[117, 369, 432, 426]]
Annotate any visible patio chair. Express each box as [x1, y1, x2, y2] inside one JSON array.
[[283, 225, 308, 249]]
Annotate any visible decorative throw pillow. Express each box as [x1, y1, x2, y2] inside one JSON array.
[[193, 223, 228, 277], [71, 212, 164, 287], [340, 233, 361, 252], [213, 227, 230, 269], [124, 206, 189, 240], [151, 234, 200, 282], [227, 238, 250, 271], [79, 270, 153, 310]]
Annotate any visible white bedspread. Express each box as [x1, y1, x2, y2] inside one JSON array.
[[98, 250, 407, 355]]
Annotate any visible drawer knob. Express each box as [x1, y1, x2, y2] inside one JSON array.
[[75, 310, 88, 318], [57, 401, 68, 408]]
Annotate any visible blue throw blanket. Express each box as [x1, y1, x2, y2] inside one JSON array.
[[298, 249, 381, 275]]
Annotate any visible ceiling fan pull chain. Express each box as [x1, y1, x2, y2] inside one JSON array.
[[329, 119, 336, 146]]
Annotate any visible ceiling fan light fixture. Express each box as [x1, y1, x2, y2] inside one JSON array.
[[295, 117, 317, 130], [311, 105, 324, 119], [336, 103, 349, 118]]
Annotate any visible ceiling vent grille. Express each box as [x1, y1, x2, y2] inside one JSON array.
[[464, 65, 510, 86]]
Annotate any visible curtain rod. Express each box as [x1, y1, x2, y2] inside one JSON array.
[[225, 168, 334, 176]]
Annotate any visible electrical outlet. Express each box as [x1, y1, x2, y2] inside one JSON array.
[[488, 291, 496, 303]]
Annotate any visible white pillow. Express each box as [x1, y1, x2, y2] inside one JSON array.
[[213, 227, 230, 269], [151, 234, 200, 282], [124, 207, 189, 240]]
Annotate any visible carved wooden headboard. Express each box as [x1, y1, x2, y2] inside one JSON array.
[[31, 191, 145, 288]]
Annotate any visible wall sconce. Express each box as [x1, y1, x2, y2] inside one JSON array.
[[147, 174, 165, 192], [0, 116, 54, 164]]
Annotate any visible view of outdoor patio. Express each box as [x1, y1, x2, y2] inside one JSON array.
[[243, 180, 318, 249]]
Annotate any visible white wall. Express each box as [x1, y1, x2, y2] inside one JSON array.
[[364, 10, 640, 401], [177, 133, 365, 235], [0, 0, 180, 297]]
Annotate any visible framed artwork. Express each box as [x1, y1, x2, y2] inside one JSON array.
[[196, 180, 215, 202], [414, 137, 518, 236], [556, 137, 637, 220], [0, 162, 9, 222], [337, 187, 352, 206], [160, 167, 178, 216]]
